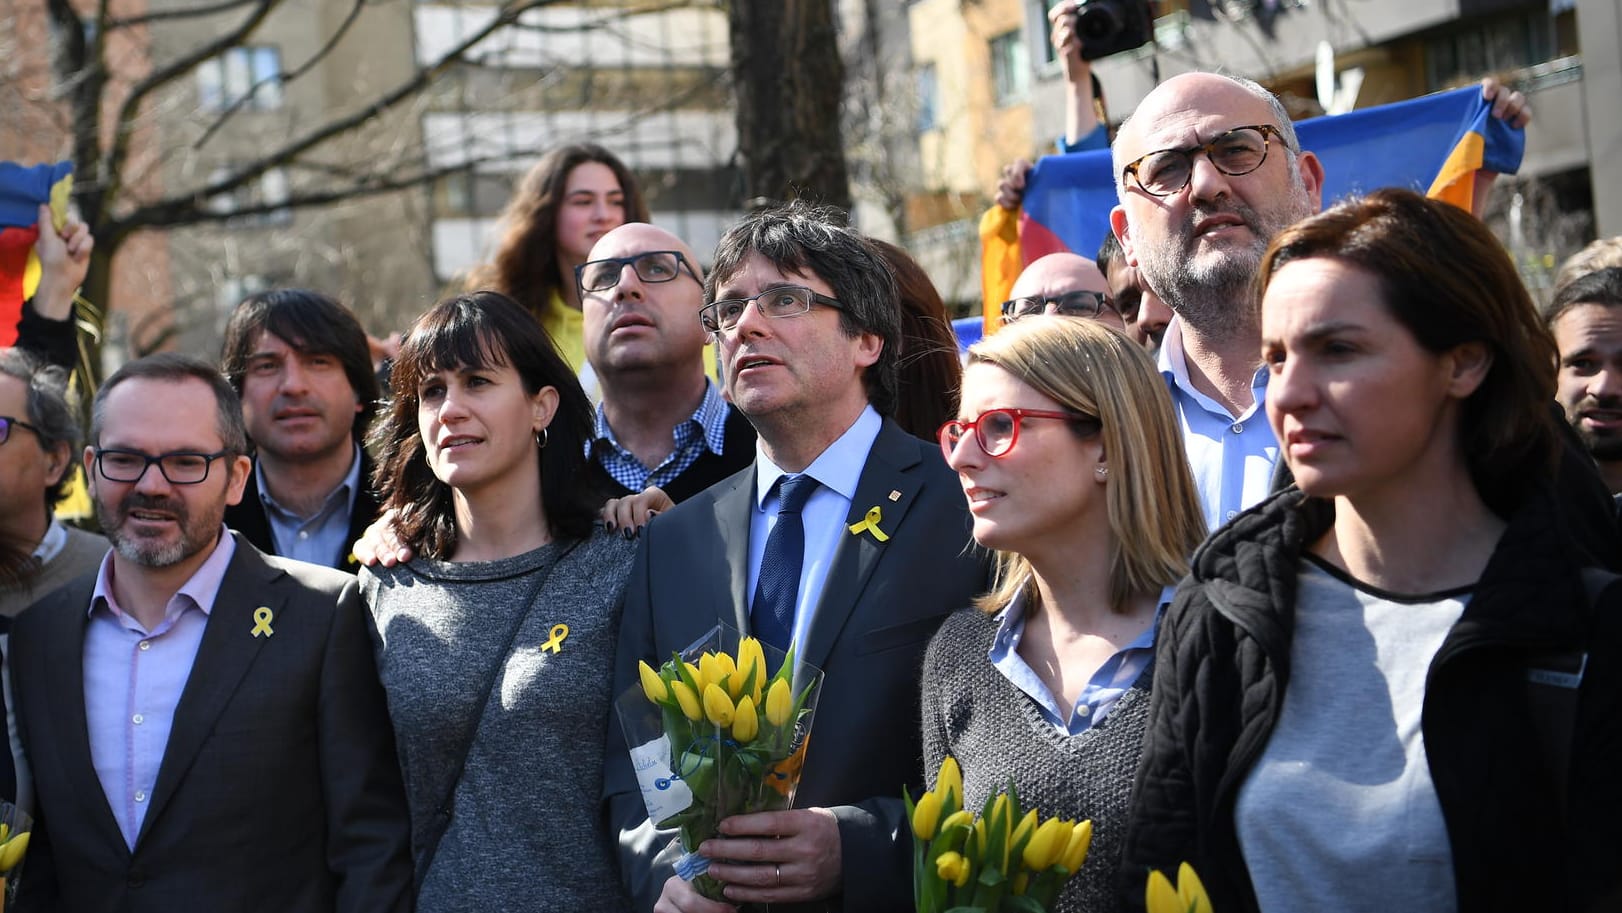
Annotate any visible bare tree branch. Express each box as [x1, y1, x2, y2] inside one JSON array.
[[103, 0, 282, 209], [191, 0, 366, 150], [107, 0, 265, 29], [120, 0, 559, 219], [117, 155, 525, 229]]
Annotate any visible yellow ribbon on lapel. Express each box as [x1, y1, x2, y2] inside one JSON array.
[[251, 606, 275, 638], [541, 623, 570, 653], [848, 506, 891, 542]]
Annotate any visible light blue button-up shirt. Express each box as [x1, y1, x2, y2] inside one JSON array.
[[1158, 317, 1279, 531], [988, 586, 1170, 735], [748, 406, 882, 652], [85, 529, 235, 848], [256, 443, 362, 567]]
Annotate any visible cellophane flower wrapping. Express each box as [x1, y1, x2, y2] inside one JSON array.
[[615, 623, 822, 901]]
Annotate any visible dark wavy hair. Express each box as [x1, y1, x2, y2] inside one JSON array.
[[219, 288, 380, 442], [706, 202, 902, 415], [463, 144, 649, 324], [869, 239, 961, 439], [370, 291, 597, 558], [1258, 187, 1559, 515]]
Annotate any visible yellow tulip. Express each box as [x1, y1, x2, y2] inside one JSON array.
[[732, 695, 759, 742], [1145, 868, 1180, 913], [682, 661, 701, 689], [935, 850, 971, 887], [1022, 816, 1069, 872], [1060, 819, 1094, 873], [765, 677, 793, 727], [703, 683, 735, 727], [936, 755, 963, 807], [638, 661, 669, 704], [1011, 807, 1038, 852], [669, 680, 702, 721], [699, 652, 723, 693], [1011, 871, 1030, 895], [739, 637, 768, 696], [912, 789, 943, 840], [1176, 862, 1212, 913], [0, 823, 9, 844], [0, 831, 29, 872], [940, 809, 974, 832]]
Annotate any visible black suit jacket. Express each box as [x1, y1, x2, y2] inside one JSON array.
[[11, 534, 413, 913], [581, 404, 758, 505], [604, 417, 990, 913], [225, 451, 381, 573]]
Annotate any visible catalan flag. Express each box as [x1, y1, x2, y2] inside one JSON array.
[[0, 161, 75, 347], [978, 85, 1526, 333]]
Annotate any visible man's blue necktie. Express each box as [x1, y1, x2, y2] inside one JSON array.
[[751, 474, 819, 655]]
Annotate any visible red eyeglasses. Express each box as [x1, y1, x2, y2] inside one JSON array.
[[938, 408, 1098, 459]]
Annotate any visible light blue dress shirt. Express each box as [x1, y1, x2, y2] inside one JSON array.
[[84, 529, 236, 848], [747, 406, 883, 653], [988, 586, 1169, 735], [1158, 316, 1279, 531], [256, 443, 362, 566]]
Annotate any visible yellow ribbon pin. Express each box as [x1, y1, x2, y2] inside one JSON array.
[[251, 606, 275, 638], [540, 623, 570, 653], [847, 506, 891, 542]]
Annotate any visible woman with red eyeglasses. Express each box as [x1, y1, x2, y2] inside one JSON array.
[[922, 317, 1206, 913]]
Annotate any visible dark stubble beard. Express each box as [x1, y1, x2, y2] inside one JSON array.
[[1135, 171, 1316, 348]]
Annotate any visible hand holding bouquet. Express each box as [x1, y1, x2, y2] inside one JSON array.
[[907, 756, 1094, 913], [617, 624, 822, 901]]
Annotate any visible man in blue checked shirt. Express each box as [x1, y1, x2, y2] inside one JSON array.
[[578, 223, 755, 513]]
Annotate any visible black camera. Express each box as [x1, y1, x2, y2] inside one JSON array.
[[1071, 0, 1154, 61]]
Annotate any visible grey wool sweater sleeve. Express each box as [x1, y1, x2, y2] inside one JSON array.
[[361, 524, 637, 913]]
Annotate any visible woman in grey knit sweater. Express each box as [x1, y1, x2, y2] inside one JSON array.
[[925, 318, 1206, 913], [361, 292, 634, 912]]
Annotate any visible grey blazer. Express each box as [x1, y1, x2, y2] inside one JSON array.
[[10, 533, 413, 913], [604, 418, 990, 913]]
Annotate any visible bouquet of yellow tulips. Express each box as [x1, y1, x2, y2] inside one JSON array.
[[0, 801, 32, 911], [907, 756, 1094, 913], [615, 623, 823, 902]]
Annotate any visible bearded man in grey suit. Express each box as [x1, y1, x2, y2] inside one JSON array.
[[11, 353, 412, 913], [604, 204, 989, 913]]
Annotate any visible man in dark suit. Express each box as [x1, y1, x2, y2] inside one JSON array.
[[11, 353, 412, 912], [220, 289, 382, 572], [604, 204, 988, 913]]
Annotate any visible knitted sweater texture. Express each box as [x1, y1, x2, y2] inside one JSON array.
[[361, 525, 635, 913], [921, 608, 1149, 913]]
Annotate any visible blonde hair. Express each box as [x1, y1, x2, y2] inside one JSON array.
[[965, 318, 1206, 614], [1555, 236, 1622, 294]]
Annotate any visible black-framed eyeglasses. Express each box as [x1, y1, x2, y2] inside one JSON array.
[[1122, 124, 1292, 197], [92, 448, 235, 485], [0, 416, 41, 446], [576, 250, 699, 293], [938, 408, 1099, 460], [1000, 291, 1116, 324], [699, 286, 844, 334]]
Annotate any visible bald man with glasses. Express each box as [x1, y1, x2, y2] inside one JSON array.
[[578, 223, 755, 515]]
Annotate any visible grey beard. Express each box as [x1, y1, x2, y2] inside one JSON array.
[[1151, 250, 1264, 347]]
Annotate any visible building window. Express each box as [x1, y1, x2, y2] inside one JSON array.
[[917, 64, 939, 132], [1425, 11, 1555, 91], [990, 30, 1029, 107], [196, 46, 284, 112], [207, 167, 292, 227]]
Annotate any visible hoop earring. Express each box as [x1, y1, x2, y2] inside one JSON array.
[[536, 427, 549, 449]]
